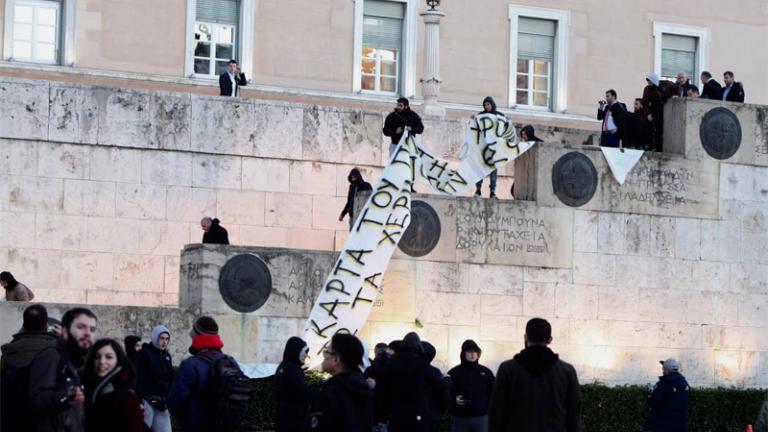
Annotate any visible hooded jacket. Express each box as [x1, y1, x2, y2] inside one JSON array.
[[421, 341, 450, 427], [202, 218, 229, 245], [488, 344, 583, 432], [274, 337, 311, 432], [520, 125, 543, 142], [643, 371, 690, 432], [363, 350, 390, 424], [340, 169, 373, 221], [84, 366, 144, 432], [478, 96, 505, 117], [310, 370, 373, 432], [447, 340, 495, 418], [383, 107, 424, 145], [123, 336, 141, 364], [135, 325, 173, 401]]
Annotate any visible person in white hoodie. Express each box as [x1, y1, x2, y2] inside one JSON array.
[[135, 325, 173, 432]]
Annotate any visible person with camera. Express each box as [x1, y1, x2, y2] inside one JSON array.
[[135, 325, 174, 432], [219, 59, 247, 97], [597, 89, 626, 148]]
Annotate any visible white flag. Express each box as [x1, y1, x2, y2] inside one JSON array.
[[601, 147, 644, 185]]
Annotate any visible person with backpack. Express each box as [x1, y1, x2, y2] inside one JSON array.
[[274, 336, 312, 432], [168, 316, 253, 432], [135, 325, 174, 432], [82, 339, 145, 432]]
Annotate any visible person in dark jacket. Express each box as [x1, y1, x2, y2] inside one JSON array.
[[219, 59, 247, 97], [364, 343, 391, 431], [124, 335, 142, 365], [699, 71, 723, 100], [488, 318, 583, 432], [339, 168, 373, 231], [382, 97, 424, 157], [722, 71, 745, 103], [379, 332, 447, 432], [135, 325, 173, 432], [311, 333, 373, 432], [609, 104, 653, 150], [642, 73, 665, 152], [597, 89, 626, 148], [274, 337, 311, 432], [168, 316, 230, 432], [83, 338, 144, 432], [520, 125, 543, 142], [422, 341, 451, 432], [448, 340, 495, 432], [200, 217, 229, 245], [474, 96, 505, 198], [756, 391, 768, 432], [643, 358, 690, 432], [673, 71, 695, 98]]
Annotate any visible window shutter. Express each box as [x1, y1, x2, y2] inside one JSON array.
[[518, 17, 555, 60], [661, 34, 697, 78], [363, 0, 404, 51], [197, 0, 241, 25]]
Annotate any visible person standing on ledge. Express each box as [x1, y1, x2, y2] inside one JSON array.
[[474, 96, 505, 198], [200, 217, 229, 245], [383, 97, 424, 158], [1, 271, 34, 302], [722, 71, 745, 103], [219, 59, 247, 97], [339, 168, 373, 231]]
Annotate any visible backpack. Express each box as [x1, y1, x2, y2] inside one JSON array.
[[198, 354, 254, 432]]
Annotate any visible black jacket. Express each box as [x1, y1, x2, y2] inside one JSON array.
[[421, 341, 450, 429], [488, 345, 583, 432], [84, 367, 144, 432], [340, 168, 372, 221], [723, 82, 745, 102], [26, 340, 85, 432], [274, 337, 311, 432], [447, 358, 495, 417], [383, 108, 424, 145], [643, 372, 690, 432], [134, 342, 173, 400], [674, 80, 695, 98], [364, 353, 390, 424], [219, 71, 247, 97], [202, 219, 229, 244], [310, 370, 373, 432], [701, 79, 723, 100], [610, 104, 653, 150]]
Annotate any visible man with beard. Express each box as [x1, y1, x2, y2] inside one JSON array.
[[382, 97, 424, 158]]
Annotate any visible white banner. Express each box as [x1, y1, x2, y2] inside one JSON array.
[[301, 113, 535, 366], [601, 147, 644, 185]]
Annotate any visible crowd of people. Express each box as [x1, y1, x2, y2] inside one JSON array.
[[598, 70, 747, 151]]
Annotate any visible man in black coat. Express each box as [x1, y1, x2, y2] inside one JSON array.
[[643, 358, 690, 432], [339, 168, 373, 231], [311, 333, 373, 432], [219, 59, 247, 97], [421, 341, 450, 432], [673, 72, 695, 98], [610, 104, 653, 150], [274, 337, 311, 432], [135, 325, 173, 432], [364, 343, 390, 430], [722, 71, 746, 103], [200, 217, 229, 244], [488, 318, 583, 432], [448, 339, 495, 432], [597, 89, 627, 148], [699, 71, 723, 100], [382, 97, 424, 157]]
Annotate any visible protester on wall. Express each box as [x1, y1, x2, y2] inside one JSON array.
[[488, 318, 583, 432], [474, 96, 505, 198], [597, 89, 626, 148], [135, 325, 173, 432], [673, 71, 695, 98], [700, 71, 723, 100], [421, 341, 451, 432], [310, 333, 374, 432], [448, 339, 495, 432], [124, 335, 142, 365], [382, 97, 424, 158], [274, 336, 312, 432], [609, 103, 653, 150], [339, 168, 373, 231], [722, 71, 745, 102], [643, 358, 690, 432], [200, 217, 229, 245], [520, 125, 543, 143], [82, 338, 145, 432], [642, 73, 665, 151], [1, 271, 34, 301], [219, 59, 247, 97]]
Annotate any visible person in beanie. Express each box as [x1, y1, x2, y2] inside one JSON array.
[[488, 318, 582, 432], [339, 168, 373, 231], [123, 335, 142, 365], [168, 316, 229, 432], [422, 341, 450, 432], [643, 358, 690, 432], [383, 97, 424, 157], [310, 333, 373, 432], [200, 217, 229, 245], [474, 96, 505, 198], [447, 340, 495, 432], [274, 336, 311, 432], [1, 271, 34, 301], [135, 325, 173, 432]]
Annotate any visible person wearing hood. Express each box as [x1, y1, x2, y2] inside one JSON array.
[[365, 343, 391, 432], [200, 217, 229, 245], [339, 168, 373, 231], [1, 271, 34, 301], [447, 340, 495, 432], [488, 318, 582, 432], [383, 97, 425, 157], [379, 332, 447, 432], [474, 96, 505, 198], [123, 335, 142, 365], [520, 125, 543, 143], [274, 336, 312, 432], [135, 325, 173, 432], [422, 341, 451, 432], [643, 358, 690, 432], [642, 73, 665, 151], [82, 338, 144, 432], [310, 333, 373, 432]]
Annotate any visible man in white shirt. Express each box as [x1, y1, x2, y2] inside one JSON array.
[[219, 59, 247, 97], [597, 89, 626, 148]]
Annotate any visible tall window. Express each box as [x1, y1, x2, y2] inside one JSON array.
[[660, 34, 698, 81], [360, 0, 404, 94], [193, 0, 240, 77], [515, 17, 555, 110], [10, 0, 60, 64]]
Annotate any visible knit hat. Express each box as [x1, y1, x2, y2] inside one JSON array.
[[646, 73, 660, 86], [192, 316, 219, 336]]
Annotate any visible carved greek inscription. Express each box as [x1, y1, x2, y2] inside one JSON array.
[[610, 166, 698, 209]]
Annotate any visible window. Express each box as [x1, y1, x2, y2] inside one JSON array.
[[9, 0, 60, 64], [653, 22, 709, 84], [193, 0, 240, 77], [360, 0, 405, 94], [508, 6, 570, 113]]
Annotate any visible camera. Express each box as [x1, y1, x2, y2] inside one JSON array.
[[598, 100, 607, 104]]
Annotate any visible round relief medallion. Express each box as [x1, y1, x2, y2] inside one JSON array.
[[398, 200, 441, 257], [699, 107, 741, 160], [218, 254, 272, 313], [552, 152, 598, 207]]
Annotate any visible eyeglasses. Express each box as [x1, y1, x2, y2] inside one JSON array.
[[322, 349, 338, 357]]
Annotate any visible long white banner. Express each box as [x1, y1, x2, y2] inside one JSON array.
[[301, 113, 535, 365]]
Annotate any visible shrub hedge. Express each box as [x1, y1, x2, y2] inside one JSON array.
[[213, 377, 767, 432]]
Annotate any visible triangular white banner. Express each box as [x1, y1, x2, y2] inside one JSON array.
[[601, 147, 644, 185]]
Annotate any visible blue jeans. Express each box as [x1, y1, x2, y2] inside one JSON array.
[[475, 170, 497, 192]]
